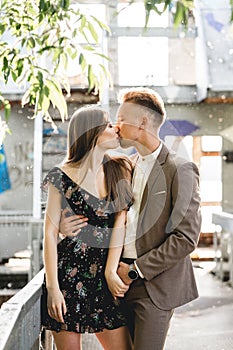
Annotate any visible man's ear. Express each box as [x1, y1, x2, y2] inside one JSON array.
[[139, 116, 148, 130]]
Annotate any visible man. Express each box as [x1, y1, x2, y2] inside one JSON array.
[[59, 88, 201, 350]]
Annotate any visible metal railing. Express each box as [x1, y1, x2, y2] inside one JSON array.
[[212, 211, 233, 286], [0, 212, 43, 280], [0, 269, 45, 350]]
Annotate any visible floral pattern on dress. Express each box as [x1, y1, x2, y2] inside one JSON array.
[[41, 167, 128, 333]]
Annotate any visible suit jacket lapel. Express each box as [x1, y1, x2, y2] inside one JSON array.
[[136, 143, 169, 232]]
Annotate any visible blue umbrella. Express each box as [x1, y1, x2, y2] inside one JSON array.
[[159, 120, 199, 141], [0, 144, 11, 194]]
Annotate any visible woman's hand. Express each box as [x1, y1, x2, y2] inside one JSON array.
[[47, 287, 67, 323], [117, 261, 133, 285], [105, 270, 129, 299]]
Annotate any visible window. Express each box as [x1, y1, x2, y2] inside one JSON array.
[[117, 3, 169, 86], [118, 37, 168, 86], [194, 136, 222, 234]]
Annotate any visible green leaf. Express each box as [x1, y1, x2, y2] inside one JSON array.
[[173, 2, 185, 28], [41, 93, 50, 112], [61, 52, 68, 70], [3, 56, 10, 82], [21, 89, 31, 106], [67, 47, 77, 60], [230, 0, 233, 21], [94, 52, 111, 62], [11, 70, 17, 82], [87, 22, 98, 43], [21, 38, 26, 47], [44, 85, 50, 97], [163, 0, 171, 12], [99, 64, 111, 80], [3, 57, 8, 71], [60, 0, 70, 11], [27, 37, 36, 49], [0, 95, 11, 122], [38, 90, 44, 110], [52, 48, 62, 62], [91, 16, 110, 33], [17, 59, 24, 77], [87, 64, 95, 92], [82, 45, 95, 51], [37, 71, 44, 88], [79, 53, 86, 71], [0, 24, 6, 36], [4, 100, 11, 122], [46, 79, 68, 121], [80, 15, 86, 31]]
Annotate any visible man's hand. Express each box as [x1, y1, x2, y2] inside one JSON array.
[[59, 208, 88, 237], [117, 262, 133, 285]]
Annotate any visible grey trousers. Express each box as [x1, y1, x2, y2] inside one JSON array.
[[125, 279, 174, 350]]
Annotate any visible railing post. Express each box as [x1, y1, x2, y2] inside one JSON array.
[[28, 219, 43, 281], [33, 112, 43, 220], [0, 269, 44, 350]]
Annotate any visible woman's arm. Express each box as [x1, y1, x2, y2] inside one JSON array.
[[105, 210, 129, 299], [43, 184, 67, 323]]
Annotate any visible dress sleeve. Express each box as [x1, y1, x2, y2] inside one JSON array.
[[41, 167, 63, 194]]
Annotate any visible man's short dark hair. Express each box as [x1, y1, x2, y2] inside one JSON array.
[[118, 87, 166, 126]]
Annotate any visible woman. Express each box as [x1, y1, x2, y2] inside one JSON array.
[[41, 106, 133, 350]]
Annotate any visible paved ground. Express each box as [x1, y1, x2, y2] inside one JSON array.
[[82, 261, 233, 350], [165, 262, 233, 350]]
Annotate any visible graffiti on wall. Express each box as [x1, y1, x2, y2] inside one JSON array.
[[9, 141, 34, 189]]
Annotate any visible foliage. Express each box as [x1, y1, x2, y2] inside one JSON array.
[[0, 0, 110, 141], [1, 0, 233, 144], [143, 0, 233, 28], [117, 0, 194, 27], [231, 0, 233, 22]]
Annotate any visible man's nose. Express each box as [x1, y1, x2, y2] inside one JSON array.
[[113, 123, 120, 133]]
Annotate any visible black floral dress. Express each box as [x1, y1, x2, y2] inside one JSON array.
[[41, 167, 128, 333]]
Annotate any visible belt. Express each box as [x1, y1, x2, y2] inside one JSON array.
[[120, 257, 135, 265]]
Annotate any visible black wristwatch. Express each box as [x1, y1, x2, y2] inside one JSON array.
[[128, 263, 139, 280]]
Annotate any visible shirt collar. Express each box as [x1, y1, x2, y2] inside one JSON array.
[[138, 142, 163, 163]]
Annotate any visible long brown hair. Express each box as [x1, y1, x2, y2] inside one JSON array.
[[66, 105, 108, 164], [103, 154, 133, 212], [65, 105, 133, 212]]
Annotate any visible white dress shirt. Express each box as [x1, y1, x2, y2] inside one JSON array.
[[123, 143, 163, 269]]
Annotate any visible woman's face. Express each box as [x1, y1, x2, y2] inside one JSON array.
[[96, 122, 120, 149]]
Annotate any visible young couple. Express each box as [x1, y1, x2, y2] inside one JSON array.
[[41, 87, 201, 350]]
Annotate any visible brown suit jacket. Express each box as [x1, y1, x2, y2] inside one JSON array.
[[133, 143, 201, 310]]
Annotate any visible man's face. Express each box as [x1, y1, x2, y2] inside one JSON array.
[[115, 102, 142, 148]]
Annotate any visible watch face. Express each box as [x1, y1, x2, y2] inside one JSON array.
[[128, 269, 138, 280]]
